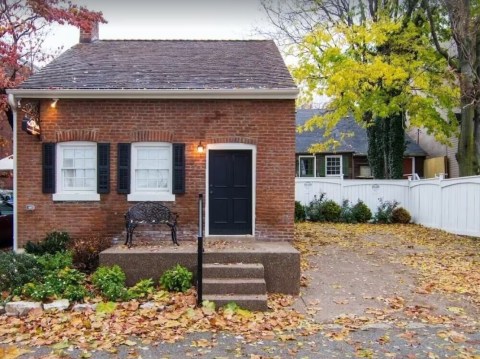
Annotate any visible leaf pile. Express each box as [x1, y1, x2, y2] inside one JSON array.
[[0, 290, 320, 352]]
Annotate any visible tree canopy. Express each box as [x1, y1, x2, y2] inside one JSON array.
[[1, 0, 105, 127], [292, 15, 459, 149]]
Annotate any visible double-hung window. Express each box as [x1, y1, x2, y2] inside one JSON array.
[[325, 155, 342, 176], [127, 142, 175, 201], [53, 142, 100, 201]]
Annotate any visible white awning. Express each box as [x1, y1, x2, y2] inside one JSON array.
[[0, 155, 13, 170]]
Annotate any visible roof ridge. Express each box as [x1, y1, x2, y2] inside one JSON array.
[[93, 39, 273, 42]]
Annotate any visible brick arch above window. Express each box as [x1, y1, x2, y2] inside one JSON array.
[[210, 136, 257, 145], [134, 130, 174, 142], [54, 129, 99, 143]]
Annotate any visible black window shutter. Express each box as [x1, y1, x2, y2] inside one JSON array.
[[97, 143, 110, 194], [42, 142, 56, 194], [172, 143, 185, 194], [117, 143, 131, 194]]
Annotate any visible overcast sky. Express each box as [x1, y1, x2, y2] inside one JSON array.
[[44, 0, 275, 51]]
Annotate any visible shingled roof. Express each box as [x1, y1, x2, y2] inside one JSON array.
[[296, 109, 427, 156], [19, 40, 296, 91]]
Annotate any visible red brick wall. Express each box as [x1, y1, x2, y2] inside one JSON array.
[[16, 99, 295, 246]]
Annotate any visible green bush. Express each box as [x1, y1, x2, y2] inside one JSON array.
[[391, 207, 411, 224], [373, 199, 399, 224], [25, 231, 70, 255], [339, 200, 356, 223], [22, 267, 87, 302], [352, 200, 372, 223], [323, 200, 341, 222], [70, 236, 112, 273], [37, 252, 73, 272], [0, 252, 43, 295], [160, 264, 193, 292], [92, 265, 128, 301], [127, 278, 155, 299], [294, 201, 306, 222]]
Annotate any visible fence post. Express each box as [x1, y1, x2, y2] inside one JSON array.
[[197, 194, 204, 306]]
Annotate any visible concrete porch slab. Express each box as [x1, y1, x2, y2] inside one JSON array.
[[99, 240, 300, 295]]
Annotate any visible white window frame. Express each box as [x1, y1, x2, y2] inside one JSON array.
[[325, 155, 343, 177], [127, 142, 175, 202], [53, 141, 100, 202], [298, 155, 316, 177]]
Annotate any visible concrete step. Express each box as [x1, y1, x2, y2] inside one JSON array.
[[203, 294, 268, 311], [203, 278, 266, 295], [203, 263, 264, 279]]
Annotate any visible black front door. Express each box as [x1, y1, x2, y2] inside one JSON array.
[[209, 150, 252, 235]]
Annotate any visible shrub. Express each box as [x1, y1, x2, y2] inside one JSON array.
[[323, 200, 341, 222], [352, 200, 372, 223], [0, 252, 43, 295], [37, 252, 73, 272], [25, 231, 70, 255], [22, 268, 87, 302], [339, 200, 356, 223], [391, 207, 411, 224], [160, 264, 192, 292], [373, 199, 399, 224], [305, 193, 327, 222], [70, 236, 112, 273], [294, 201, 306, 222], [92, 265, 128, 301], [127, 278, 155, 299]]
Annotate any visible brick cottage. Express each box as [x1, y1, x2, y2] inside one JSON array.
[[8, 24, 298, 249]]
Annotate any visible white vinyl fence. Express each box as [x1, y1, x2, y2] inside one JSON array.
[[295, 176, 480, 237]]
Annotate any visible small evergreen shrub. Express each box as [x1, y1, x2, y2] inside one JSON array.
[[294, 201, 306, 222], [0, 252, 43, 295], [391, 207, 411, 224], [25, 231, 70, 255], [127, 278, 155, 299], [373, 199, 399, 223], [352, 200, 372, 223], [92, 265, 128, 301], [323, 200, 341, 222], [160, 264, 193, 292], [339, 200, 356, 223], [70, 236, 112, 273]]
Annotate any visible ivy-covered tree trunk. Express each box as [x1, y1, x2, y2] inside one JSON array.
[[367, 115, 405, 179]]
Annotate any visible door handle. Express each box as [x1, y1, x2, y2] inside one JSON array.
[[209, 190, 213, 195]]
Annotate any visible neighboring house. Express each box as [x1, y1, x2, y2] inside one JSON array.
[[8, 23, 298, 248], [406, 127, 459, 178], [296, 109, 427, 179]]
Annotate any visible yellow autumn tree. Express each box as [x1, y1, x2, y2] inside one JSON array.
[[291, 14, 459, 178]]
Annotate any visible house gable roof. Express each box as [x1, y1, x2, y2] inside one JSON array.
[[296, 109, 427, 156], [18, 40, 296, 93]]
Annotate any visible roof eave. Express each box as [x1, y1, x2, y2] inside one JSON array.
[[7, 88, 299, 100]]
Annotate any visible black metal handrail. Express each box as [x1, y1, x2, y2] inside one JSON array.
[[197, 193, 204, 306]]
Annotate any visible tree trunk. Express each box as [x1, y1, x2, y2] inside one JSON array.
[[456, 42, 480, 175]]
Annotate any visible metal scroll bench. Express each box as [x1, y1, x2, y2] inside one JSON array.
[[124, 202, 179, 248]]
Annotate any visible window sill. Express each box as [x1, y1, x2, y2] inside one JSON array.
[[127, 193, 175, 202], [52, 193, 100, 202]]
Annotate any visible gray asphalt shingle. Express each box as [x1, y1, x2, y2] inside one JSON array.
[[296, 109, 426, 156], [19, 40, 296, 90]]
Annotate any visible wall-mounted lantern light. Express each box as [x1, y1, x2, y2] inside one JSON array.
[[197, 141, 205, 153], [50, 99, 59, 108]]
